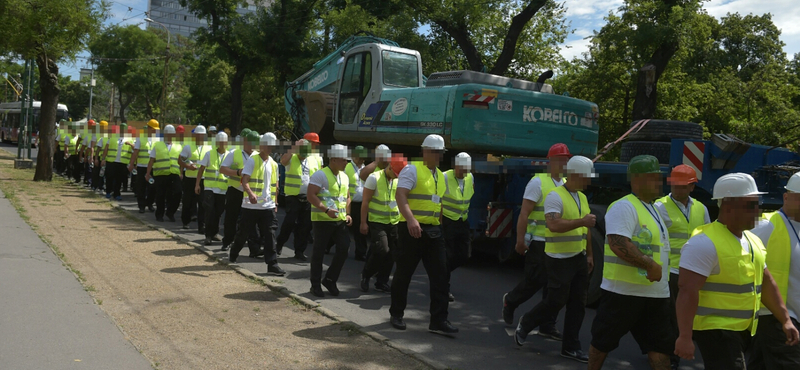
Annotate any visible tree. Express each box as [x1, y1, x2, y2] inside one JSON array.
[[59, 77, 90, 119], [0, 0, 106, 181]]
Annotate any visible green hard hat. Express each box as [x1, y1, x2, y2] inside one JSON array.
[[353, 145, 367, 157], [245, 131, 260, 143], [628, 155, 661, 175], [120, 122, 128, 131], [241, 128, 252, 136]]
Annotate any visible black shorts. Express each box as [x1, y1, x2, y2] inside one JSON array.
[[590, 289, 675, 355]]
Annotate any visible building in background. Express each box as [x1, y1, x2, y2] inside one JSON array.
[[146, 0, 266, 38]]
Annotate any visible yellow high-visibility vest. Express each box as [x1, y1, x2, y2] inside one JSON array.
[[528, 174, 562, 237], [152, 141, 182, 176], [657, 195, 707, 269], [399, 162, 445, 226], [442, 170, 474, 221], [285, 154, 320, 196], [603, 194, 665, 285], [368, 169, 399, 225], [544, 185, 590, 254], [310, 167, 348, 222]]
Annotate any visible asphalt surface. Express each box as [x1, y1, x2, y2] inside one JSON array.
[[2, 141, 38, 161], [1, 142, 707, 370], [0, 193, 153, 369]]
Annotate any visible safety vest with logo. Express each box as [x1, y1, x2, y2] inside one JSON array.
[[310, 167, 348, 222], [285, 154, 320, 196], [107, 135, 133, 165], [225, 149, 255, 190], [399, 162, 445, 226], [345, 161, 364, 199], [202, 149, 228, 193], [528, 174, 563, 237], [603, 194, 665, 286], [442, 170, 474, 221], [692, 221, 765, 335], [545, 185, 590, 254], [152, 141, 182, 176], [368, 169, 400, 224], [184, 142, 211, 178], [137, 135, 154, 167], [759, 211, 793, 307], [657, 195, 708, 269]]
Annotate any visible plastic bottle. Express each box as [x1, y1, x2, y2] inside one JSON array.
[[148, 177, 155, 185], [131, 168, 138, 176], [636, 225, 654, 276], [99, 165, 106, 177]]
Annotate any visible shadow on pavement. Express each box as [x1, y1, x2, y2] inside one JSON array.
[[152, 248, 199, 257], [223, 291, 280, 302], [160, 264, 229, 277]]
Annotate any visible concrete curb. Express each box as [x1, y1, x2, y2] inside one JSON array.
[[105, 199, 448, 370]]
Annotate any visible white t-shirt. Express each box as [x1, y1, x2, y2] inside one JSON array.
[[602, 198, 671, 298], [655, 195, 712, 274], [309, 168, 348, 213], [524, 176, 565, 242], [364, 172, 379, 191], [220, 149, 251, 192], [96, 137, 104, 149], [443, 172, 467, 195], [751, 214, 800, 320], [543, 188, 584, 259], [298, 156, 315, 195], [241, 155, 276, 210], [198, 150, 228, 195], [397, 164, 441, 192], [348, 161, 365, 202], [113, 138, 125, 163]]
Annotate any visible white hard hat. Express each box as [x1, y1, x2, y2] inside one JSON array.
[[376, 144, 391, 160], [260, 132, 277, 146], [566, 155, 597, 178], [215, 132, 228, 142], [194, 125, 207, 134], [455, 152, 471, 170], [328, 144, 349, 159], [208, 126, 217, 132], [786, 172, 800, 193], [712, 172, 767, 200], [163, 125, 176, 134], [421, 134, 446, 150], [235, 135, 241, 142]]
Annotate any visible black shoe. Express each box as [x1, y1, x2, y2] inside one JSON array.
[[390, 316, 406, 330], [515, 318, 528, 346], [191, 216, 197, 222], [138, 208, 146, 214], [182, 224, 190, 230], [448, 292, 455, 302], [249, 250, 265, 258], [538, 326, 563, 341], [322, 278, 339, 296], [354, 255, 366, 261], [198, 226, 205, 235], [294, 254, 307, 262], [204, 238, 212, 246], [220, 244, 229, 251], [429, 321, 458, 335], [212, 234, 222, 242], [374, 282, 391, 293], [310, 285, 324, 297], [156, 217, 164, 222], [267, 264, 286, 276], [167, 215, 176, 222], [561, 349, 589, 363], [148, 205, 155, 212], [502, 293, 514, 325], [360, 277, 369, 292]]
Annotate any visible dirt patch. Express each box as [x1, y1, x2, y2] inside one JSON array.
[[0, 155, 428, 370]]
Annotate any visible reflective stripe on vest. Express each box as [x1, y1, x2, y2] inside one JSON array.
[[368, 169, 399, 224], [442, 170, 474, 221], [528, 174, 562, 237], [285, 154, 320, 196], [657, 195, 708, 269], [544, 185, 590, 254], [399, 162, 445, 226], [203, 150, 228, 193], [137, 137, 154, 167], [603, 194, 665, 286], [692, 222, 765, 335], [345, 161, 364, 198], [108, 137, 133, 165], [153, 141, 182, 176], [310, 167, 349, 222], [245, 155, 270, 199], [184, 143, 211, 178], [68, 135, 80, 155]]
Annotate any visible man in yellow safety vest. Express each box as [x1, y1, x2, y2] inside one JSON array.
[[346, 145, 369, 260], [442, 152, 474, 302], [130, 119, 159, 213], [179, 125, 211, 233], [102, 123, 133, 201], [146, 124, 183, 222], [195, 131, 229, 245], [277, 138, 321, 260]]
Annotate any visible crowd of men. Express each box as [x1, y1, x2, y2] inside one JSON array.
[[51, 119, 800, 369]]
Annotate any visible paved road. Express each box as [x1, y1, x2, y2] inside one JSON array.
[[1, 142, 38, 160], [0, 194, 153, 369]]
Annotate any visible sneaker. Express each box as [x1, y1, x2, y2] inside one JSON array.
[[138, 208, 146, 214], [390, 316, 406, 330], [105, 193, 111, 199], [502, 293, 514, 325], [249, 250, 265, 258], [267, 264, 286, 276], [204, 238, 212, 246], [448, 292, 455, 302], [212, 234, 222, 242], [429, 321, 458, 335], [148, 205, 155, 212], [294, 254, 308, 262], [156, 217, 164, 222], [538, 327, 563, 341], [321, 278, 339, 296], [374, 282, 391, 293], [360, 277, 369, 292], [167, 215, 176, 222], [310, 285, 324, 297], [114, 196, 122, 201], [561, 349, 589, 363], [198, 226, 205, 235], [221, 244, 229, 251], [515, 318, 528, 346], [182, 224, 190, 230]]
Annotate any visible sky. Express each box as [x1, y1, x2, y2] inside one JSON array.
[[61, 0, 800, 80]]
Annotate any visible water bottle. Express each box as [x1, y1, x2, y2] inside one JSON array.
[[99, 165, 106, 177], [131, 168, 138, 176], [148, 177, 155, 185], [635, 225, 654, 276]]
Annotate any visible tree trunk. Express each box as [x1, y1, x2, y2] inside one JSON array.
[[229, 66, 246, 135], [118, 91, 134, 123], [631, 41, 678, 120], [33, 54, 60, 182], [489, 0, 548, 76]]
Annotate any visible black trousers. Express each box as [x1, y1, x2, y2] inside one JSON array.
[[230, 208, 277, 264], [668, 272, 681, 362], [362, 221, 397, 285], [310, 220, 351, 285], [443, 217, 471, 292], [108, 162, 127, 197], [520, 253, 588, 352], [154, 174, 181, 219], [276, 195, 311, 256], [349, 202, 368, 258], [91, 157, 103, 191], [203, 190, 226, 239], [68, 155, 82, 182], [223, 187, 243, 247], [181, 176, 204, 229], [694, 329, 750, 370], [390, 222, 450, 324], [83, 161, 92, 184], [135, 167, 155, 210], [748, 315, 800, 369], [504, 240, 557, 330], [54, 148, 65, 174]]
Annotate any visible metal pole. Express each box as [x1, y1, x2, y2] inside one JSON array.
[[17, 60, 27, 159], [26, 59, 33, 160], [88, 60, 94, 120]]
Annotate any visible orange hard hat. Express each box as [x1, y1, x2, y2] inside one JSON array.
[[667, 164, 698, 185], [176, 125, 185, 134], [88, 120, 96, 128], [547, 143, 571, 158], [390, 153, 407, 175], [303, 132, 320, 144]]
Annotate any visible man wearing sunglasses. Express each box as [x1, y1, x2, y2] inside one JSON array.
[[675, 172, 799, 370]]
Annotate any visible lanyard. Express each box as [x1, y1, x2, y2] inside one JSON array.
[[193, 144, 202, 160], [670, 196, 690, 222], [432, 169, 438, 194], [742, 231, 756, 263], [385, 170, 393, 194], [301, 157, 310, 174], [781, 209, 800, 244], [640, 200, 667, 238], [567, 188, 582, 214]]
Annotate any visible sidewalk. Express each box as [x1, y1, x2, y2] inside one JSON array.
[[0, 195, 153, 370]]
